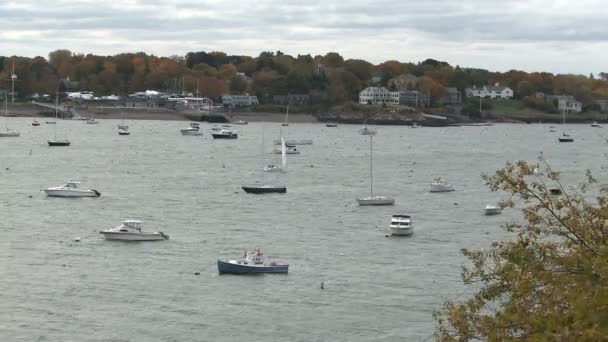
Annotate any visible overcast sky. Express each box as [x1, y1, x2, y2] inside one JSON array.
[[1, 0, 606, 74]]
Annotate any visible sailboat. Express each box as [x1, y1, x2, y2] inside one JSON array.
[[242, 124, 286, 194], [118, 112, 130, 135], [264, 138, 287, 172], [356, 134, 394, 205], [282, 104, 289, 126], [48, 92, 70, 146], [558, 110, 574, 143], [118, 112, 129, 130], [0, 94, 20, 137]]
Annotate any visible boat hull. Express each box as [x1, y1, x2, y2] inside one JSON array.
[[48, 140, 70, 146], [429, 185, 454, 192], [44, 189, 101, 197], [558, 138, 574, 142], [484, 208, 502, 215], [100, 231, 168, 241], [242, 186, 286, 194], [0, 132, 20, 137], [118, 131, 130, 135], [390, 227, 414, 236], [217, 260, 288, 274], [180, 130, 202, 136], [273, 139, 312, 145], [212, 133, 238, 139], [357, 197, 395, 206]]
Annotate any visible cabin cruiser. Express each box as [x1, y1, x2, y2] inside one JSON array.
[[429, 178, 455, 192], [218, 249, 288, 274], [389, 215, 413, 236], [99, 220, 169, 241], [44, 181, 101, 197], [211, 128, 238, 139], [484, 205, 502, 215]]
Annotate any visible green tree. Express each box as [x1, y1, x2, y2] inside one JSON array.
[[435, 160, 608, 341]]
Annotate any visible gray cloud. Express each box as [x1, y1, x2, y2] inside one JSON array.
[[0, 0, 607, 73]]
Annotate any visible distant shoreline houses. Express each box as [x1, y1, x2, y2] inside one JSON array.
[[465, 84, 514, 99], [358, 86, 461, 107]]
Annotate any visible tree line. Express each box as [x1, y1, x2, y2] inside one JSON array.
[[1, 50, 608, 109]]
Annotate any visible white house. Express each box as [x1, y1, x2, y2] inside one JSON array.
[[546, 95, 582, 113], [359, 87, 393, 105], [466, 84, 513, 99], [222, 94, 259, 107]]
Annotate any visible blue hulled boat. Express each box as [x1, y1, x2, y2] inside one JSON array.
[[218, 249, 289, 274]]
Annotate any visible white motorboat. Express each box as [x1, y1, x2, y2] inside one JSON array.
[[357, 134, 394, 206], [86, 118, 99, 124], [273, 145, 299, 154], [0, 94, 20, 137], [484, 204, 502, 215], [118, 128, 130, 135], [211, 128, 238, 139], [180, 126, 203, 136], [429, 178, 455, 192], [44, 181, 101, 197], [389, 215, 413, 236], [99, 220, 169, 241], [591, 122, 601, 128]]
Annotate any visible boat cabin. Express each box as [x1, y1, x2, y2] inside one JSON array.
[[121, 220, 143, 231], [391, 215, 412, 226], [63, 181, 81, 188]]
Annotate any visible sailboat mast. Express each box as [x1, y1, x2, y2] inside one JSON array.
[[369, 135, 374, 198], [4, 94, 8, 130], [54, 90, 58, 140]]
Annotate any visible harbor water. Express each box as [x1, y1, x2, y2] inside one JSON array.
[[1, 119, 606, 341]]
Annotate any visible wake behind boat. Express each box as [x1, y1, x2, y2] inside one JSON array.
[[218, 249, 288, 274], [100, 220, 169, 241], [44, 181, 101, 197]]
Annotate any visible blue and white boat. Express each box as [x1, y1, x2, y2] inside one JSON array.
[[218, 249, 289, 274]]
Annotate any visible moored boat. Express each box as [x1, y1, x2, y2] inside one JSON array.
[[558, 133, 574, 143], [118, 128, 130, 135], [484, 204, 502, 215], [326, 123, 338, 127], [242, 185, 286, 194], [429, 178, 455, 192], [32, 120, 40, 126], [100, 220, 169, 241], [44, 181, 101, 197], [211, 128, 238, 139], [389, 215, 413, 236], [218, 249, 288, 274], [357, 196, 395, 206], [233, 120, 248, 125], [591, 122, 601, 127], [180, 126, 203, 136]]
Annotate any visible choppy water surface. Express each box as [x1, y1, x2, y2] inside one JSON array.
[[1, 119, 606, 341]]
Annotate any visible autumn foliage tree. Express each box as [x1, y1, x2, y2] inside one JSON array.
[[434, 159, 608, 340]]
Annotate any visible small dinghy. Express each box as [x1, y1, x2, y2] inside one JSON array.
[[100, 220, 169, 241], [218, 249, 288, 274], [32, 120, 40, 126], [44, 181, 100, 197]]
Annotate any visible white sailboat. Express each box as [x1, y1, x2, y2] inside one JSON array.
[[357, 135, 395, 206], [558, 110, 574, 143], [117, 112, 129, 130], [48, 92, 70, 146], [0, 94, 20, 137], [265, 138, 287, 172], [243, 123, 286, 194]]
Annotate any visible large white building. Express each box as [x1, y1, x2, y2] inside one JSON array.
[[465, 84, 513, 99], [359, 87, 429, 107], [546, 95, 582, 113], [359, 87, 393, 105]]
